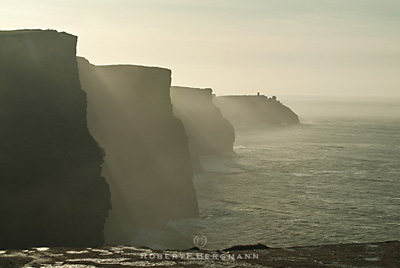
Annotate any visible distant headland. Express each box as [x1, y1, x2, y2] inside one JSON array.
[[214, 94, 300, 127]]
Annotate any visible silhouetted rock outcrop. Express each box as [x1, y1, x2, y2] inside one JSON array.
[[223, 243, 269, 251], [170, 86, 235, 171], [0, 30, 111, 249], [214, 95, 299, 127], [77, 58, 199, 245]]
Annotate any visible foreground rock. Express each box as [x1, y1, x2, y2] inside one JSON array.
[[215, 95, 300, 127], [0, 241, 398, 267], [77, 58, 199, 245], [171, 86, 235, 171], [0, 30, 110, 248]]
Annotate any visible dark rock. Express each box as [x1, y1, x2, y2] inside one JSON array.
[[0, 30, 111, 249], [223, 243, 269, 251], [77, 58, 199, 245], [215, 95, 300, 127]]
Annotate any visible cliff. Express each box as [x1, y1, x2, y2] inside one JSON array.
[[170, 87, 235, 171], [214, 95, 300, 127], [77, 58, 199, 245], [0, 30, 111, 248]]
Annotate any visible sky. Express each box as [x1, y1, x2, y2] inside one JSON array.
[[1, 0, 400, 97]]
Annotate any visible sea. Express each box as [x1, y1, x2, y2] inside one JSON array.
[[135, 96, 400, 250]]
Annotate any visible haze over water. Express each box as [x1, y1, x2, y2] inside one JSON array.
[[189, 96, 400, 249]]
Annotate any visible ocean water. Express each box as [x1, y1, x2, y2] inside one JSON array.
[[184, 97, 400, 250], [134, 97, 400, 250]]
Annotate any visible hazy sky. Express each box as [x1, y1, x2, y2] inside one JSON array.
[[1, 0, 400, 96]]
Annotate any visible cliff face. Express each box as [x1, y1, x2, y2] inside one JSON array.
[[170, 86, 235, 162], [0, 30, 111, 248], [214, 95, 300, 127], [77, 58, 199, 244]]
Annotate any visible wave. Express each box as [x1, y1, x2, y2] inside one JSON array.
[[198, 156, 244, 174]]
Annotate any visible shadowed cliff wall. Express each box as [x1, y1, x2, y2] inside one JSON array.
[[77, 58, 199, 245], [214, 95, 300, 127], [0, 30, 111, 249], [170, 87, 235, 169]]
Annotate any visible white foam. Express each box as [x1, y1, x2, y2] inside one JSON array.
[[365, 257, 380, 262], [66, 250, 90, 254], [34, 247, 49, 251]]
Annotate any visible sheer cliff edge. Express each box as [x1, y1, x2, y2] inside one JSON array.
[[0, 30, 111, 249], [77, 58, 199, 245], [170, 86, 235, 171]]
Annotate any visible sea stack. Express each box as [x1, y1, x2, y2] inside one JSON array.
[[77, 58, 199, 245], [0, 30, 111, 249], [214, 95, 300, 127], [170, 86, 235, 171]]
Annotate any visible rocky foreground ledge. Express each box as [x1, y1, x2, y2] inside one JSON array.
[[0, 241, 399, 268]]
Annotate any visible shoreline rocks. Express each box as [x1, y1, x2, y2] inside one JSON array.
[[0, 240, 398, 267]]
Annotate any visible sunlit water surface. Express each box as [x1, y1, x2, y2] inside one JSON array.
[[194, 118, 400, 249]]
